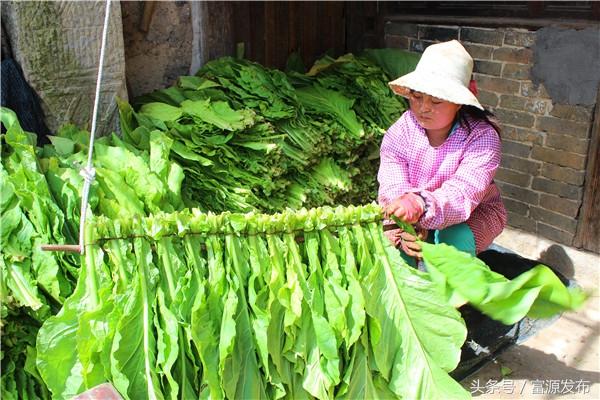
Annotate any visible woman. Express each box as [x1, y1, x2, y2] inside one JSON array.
[[378, 40, 507, 266]]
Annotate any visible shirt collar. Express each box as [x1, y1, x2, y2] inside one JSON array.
[[448, 119, 460, 137]]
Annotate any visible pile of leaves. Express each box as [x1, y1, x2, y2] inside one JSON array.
[[122, 51, 417, 213]]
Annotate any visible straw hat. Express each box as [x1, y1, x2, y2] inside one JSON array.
[[389, 40, 483, 110]]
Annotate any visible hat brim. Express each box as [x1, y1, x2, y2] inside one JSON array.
[[389, 70, 483, 110]]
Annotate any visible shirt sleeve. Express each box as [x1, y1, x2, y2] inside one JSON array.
[[377, 117, 414, 207], [417, 123, 502, 231]]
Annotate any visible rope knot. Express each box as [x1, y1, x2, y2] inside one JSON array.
[[80, 166, 96, 184]]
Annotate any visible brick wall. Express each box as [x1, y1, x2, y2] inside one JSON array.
[[383, 21, 596, 246]]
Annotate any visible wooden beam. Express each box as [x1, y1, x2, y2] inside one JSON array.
[[573, 86, 600, 253], [384, 15, 598, 30]]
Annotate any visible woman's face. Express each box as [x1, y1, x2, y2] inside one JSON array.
[[408, 91, 461, 133]]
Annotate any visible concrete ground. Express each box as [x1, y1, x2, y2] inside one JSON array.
[[460, 227, 600, 399]]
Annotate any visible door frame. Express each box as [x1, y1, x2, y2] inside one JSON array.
[[573, 86, 600, 253]]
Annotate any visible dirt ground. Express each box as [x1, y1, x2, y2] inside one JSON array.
[[460, 227, 600, 399]]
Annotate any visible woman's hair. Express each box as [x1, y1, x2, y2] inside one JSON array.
[[458, 105, 501, 137]]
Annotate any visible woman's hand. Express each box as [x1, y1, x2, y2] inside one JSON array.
[[384, 226, 429, 259], [384, 227, 403, 248], [384, 193, 426, 224], [397, 228, 428, 259]]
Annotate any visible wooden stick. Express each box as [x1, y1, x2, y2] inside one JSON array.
[[383, 223, 399, 231], [40, 244, 82, 253]]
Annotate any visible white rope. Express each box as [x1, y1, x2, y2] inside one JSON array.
[[77, 0, 112, 254]]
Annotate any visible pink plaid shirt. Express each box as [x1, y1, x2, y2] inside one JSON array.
[[378, 110, 507, 253]]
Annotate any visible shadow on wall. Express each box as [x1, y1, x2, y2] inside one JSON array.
[[539, 244, 576, 281], [478, 247, 573, 283]]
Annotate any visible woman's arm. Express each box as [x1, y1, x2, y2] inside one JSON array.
[[377, 119, 414, 207], [418, 124, 501, 230]]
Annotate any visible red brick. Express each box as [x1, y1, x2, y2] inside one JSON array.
[[531, 146, 586, 170], [478, 89, 499, 108], [520, 81, 550, 99], [501, 126, 544, 145], [504, 197, 530, 216], [499, 95, 547, 115], [530, 206, 578, 233], [504, 30, 536, 47], [502, 140, 532, 158], [507, 212, 537, 232], [537, 223, 575, 245], [497, 181, 540, 204], [418, 25, 458, 41], [541, 164, 585, 186], [536, 116, 590, 139], [463, 43, 493, 60], [539, 193, 581, 218], [499, 95, 525, 110], [532, 177, 583, 200], [545, 134, 589, 155], [502, 63, 530, 80], [496, 167, 531, 187], [474, 60, 502, 76], [461, 27, 504, 46], [549, 104, 593, 123], [475, 75, 520, 94], [496, 108, 535, 128], [493, 47, 533, 64], [501, 154, 541, 175]]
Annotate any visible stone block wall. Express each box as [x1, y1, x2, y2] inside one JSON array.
[[121, 2, 193, 99], [383, 21, 597, 247]]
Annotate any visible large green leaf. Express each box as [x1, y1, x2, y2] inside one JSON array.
[[337, 226, 365, 348], [139, 103, 183, 122], [337, 334, 397, 400], [362, 223, 469, 400], [295, 84, 364, 139], [362, 48, 420, 81], [190, 235, 226, 399], [421, 242, 587, 324], [190, 279, 223, 399], [389, 216, 586, 325], [221, 235, 268, 399], [110, 238, 163, 400], [36, 248, 98, 398], [298, 232, 341, 399]]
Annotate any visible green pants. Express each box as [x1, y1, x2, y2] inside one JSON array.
[[400, 223, 476, 268]]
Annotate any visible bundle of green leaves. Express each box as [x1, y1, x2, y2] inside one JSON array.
[[0, 108, 185, 399], [1, 110, 77, 399], [35, 205, 585, 400], [120, 52, 414, 214]]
